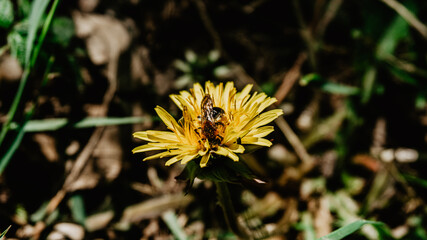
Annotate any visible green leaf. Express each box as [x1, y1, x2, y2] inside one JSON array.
[[176, 156, 256, 192], [30, 202, 49, 222], [18, 0, 31, 18], [375, 0, 414, 60], [403, 174, 427, 188], [9, 116, 149, 132], [197, 162, 237, 183], [415, 93, 427, 109], [0, 0, 14, 28], [317, 220, 384, 240], [51, 16, 74, 47], [300, 73, 323, 86], [296, 212, 316, 240], [175, 160, 201, 193], [301, 73, 360, 96], [15, 204, 28, 224], [261, 82, 276, 97], [7, 30, 26, 65], [196, 156, 255, 183], [375, 17, 408, 60], [69, 194, 86, 225], [360, 66, 377, 104], [321, 82, 360, 96], [386, 64, 417, 85]]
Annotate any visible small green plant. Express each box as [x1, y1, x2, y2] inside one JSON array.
[[0, 0, 61, 174], [173, 50, 231, 89]]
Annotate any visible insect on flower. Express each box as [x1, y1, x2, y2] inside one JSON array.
[[198, 94, 228, 147], [133, 81, 283, 168]]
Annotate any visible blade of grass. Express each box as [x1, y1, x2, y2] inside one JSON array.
[[403, 174, 427, 188], [0, 105, 34, 174], [360, 66, 377, 104], [375, 9, 409, 60], [317, 220, 385, 240], [9, 116, 149, 132], [0, 66, 29, 147], [25, 0, 50, 66], [361, 0, 412, 104], [161, 210, 188, 240], [300, 212, 316, 240], [379, 0, 426, 39], [30, 0, 60, 68], [0, 225, 11, 240], [0, 56, 54, 175], [0, 0, 60, 147]]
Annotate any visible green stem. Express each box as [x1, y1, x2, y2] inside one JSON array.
[[215, 181, 247, 238], [0, 56, 55, 175], [0, 0, 61, 148], [30, 0, 61, 68]]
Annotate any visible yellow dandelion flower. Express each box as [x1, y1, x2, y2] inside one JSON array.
[[133, 81, 283, 168]]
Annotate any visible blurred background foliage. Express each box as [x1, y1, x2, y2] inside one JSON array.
[[0, 0, 427, 239]]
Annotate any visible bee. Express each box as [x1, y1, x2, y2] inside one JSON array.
[[198, 94, 228, 146]]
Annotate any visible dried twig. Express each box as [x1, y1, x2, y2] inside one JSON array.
[[380, 0, 427, 40], [274, 53, 307, 105], [242, 0, 271, 14], [275, 117, 314, 169], [191, 0, 314, 177], [292, 0, 317, 70], [314, 0, 343, 39], [34, 21, 121, 239], [191, 0, 224, 55], [384, 55, 427, 77]]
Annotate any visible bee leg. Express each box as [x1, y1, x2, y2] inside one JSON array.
[[215, 122, 226, 132], [194, 128, 200, 136], [213, 135, 224, 146]]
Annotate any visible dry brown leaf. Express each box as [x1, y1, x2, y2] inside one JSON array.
[[267, 144, 298, 165], [143, 219, 160, 239], [67, 161, 100, 191], [119, 193, 193, 224], [154, 70, 174, 96], [85, 210, 114, 232], [313, 197, 332, 238], [185, 221, 204, 240], [93, 126, 122, 182], [50, 223, 85, 240], [72, 11, 131, 65], [319, 150, 337, 178], [0, 54, 22, 82], [352, 154, 380, 172], [67, 126, 122, 191], [276, 198, 299, 234], [33, 134, 59, 162], [243, 192, 284, 220], [16, 225, 36, 239], [65, 140, 80, 156], [78, 0, 99, 12]]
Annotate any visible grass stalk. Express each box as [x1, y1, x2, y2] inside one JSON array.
[[215, 181, 249, 238]]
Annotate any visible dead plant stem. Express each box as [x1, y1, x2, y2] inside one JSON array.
[[380, 0, 427, 40]]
